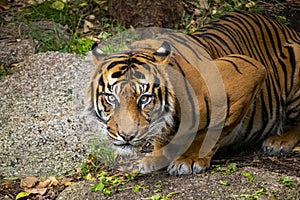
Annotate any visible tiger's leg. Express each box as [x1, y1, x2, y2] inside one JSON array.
[[263, 126, 300, 156], [137, 138, 178, 174], [167, 132, 218, 175]]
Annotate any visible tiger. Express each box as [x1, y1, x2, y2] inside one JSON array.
[[85, 11, 300, 175]]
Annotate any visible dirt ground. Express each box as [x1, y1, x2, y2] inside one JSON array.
[[0, 1, 300, 200]]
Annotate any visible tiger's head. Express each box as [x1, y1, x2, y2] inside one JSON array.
[[85, 41, 177, 155]]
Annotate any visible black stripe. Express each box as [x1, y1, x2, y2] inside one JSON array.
[[218, 57, 243, 74], [107, 60, 127, 70], [204, 96, 210, 129]]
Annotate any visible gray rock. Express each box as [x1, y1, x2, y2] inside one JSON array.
[[0, 51, 94, 177]]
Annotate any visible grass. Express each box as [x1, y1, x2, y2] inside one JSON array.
[[3, 0, 265, 56], [8, 0, 124, 54], [0, 67, 13, 79], [182, 0, 262, 32]]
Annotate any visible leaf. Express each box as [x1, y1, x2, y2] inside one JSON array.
[[85, 173, 96, 181], [64, 181, 73, 186], [16, 191, 31, 200], [133, 185, 142, 193], [293, 145, 300, 153], [0, 0, 10, 10], [3, 177, 18, 181], [36, 176, 58, 188], [91, 182, 105, 192], [50, 1, 65, 10], [219, 180, 230, 186], [61, 177, 73, 186], [255, 187, 266, 195], [25, 187, 48, 195], [241, 171, 254, 181], [20, 176, 39, 188], [84, 20, 94, 33], [48, 176, 59, 186]]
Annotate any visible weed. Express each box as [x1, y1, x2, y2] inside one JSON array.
[[278, 177, 293, 188], [10, 0, 124, 54], [219, 180, 230, 186], [143, 194, 170, 200], [240, 171, 255, 181], [240, 187, 267, 199], [183, 0, 262, 32], [212, 162, 237, 175], [0, 67, 13, 79], [91, 171, 139, 195], [132, 184, 142, 193]]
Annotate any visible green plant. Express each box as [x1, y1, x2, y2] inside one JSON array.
[[143, 194, 170, 200], [66, 35, 94, 54], [10, 0, 124, 54], [219, 180, 230, 186], [240, 171, 254, 181], [88, 139, 118, 166], [182, 0, 262, 33], [91, 171, 139, 195], [0, 67, 13, 79], [132, 184, 142, 193], [240, 187, 267, 199], [278, 177, 293, 188], [212, 162, 237, 175]]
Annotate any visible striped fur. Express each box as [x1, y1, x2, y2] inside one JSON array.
[[86, 11, 300, 175]]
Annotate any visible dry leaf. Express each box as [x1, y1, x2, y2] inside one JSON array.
[[25, 187, 47, 195], [64, 181, 73, 186], [20, 176, 39, 188], [293, 146, 300, 153], [84, 20, 94, 33], [36, 179, 51, 188], [85, 173, 96, 181], [36, 176, 59, 188], [0, 0, 10, 9], [60, 177, 73, 186], [268, 156, 279, 162], [48, 176, 59, 186]]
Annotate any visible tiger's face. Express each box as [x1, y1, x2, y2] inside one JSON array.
[[87, 42, 176, 154]]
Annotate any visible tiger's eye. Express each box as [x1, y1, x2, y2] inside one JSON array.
[[139, 95, 152, 106], [106, 94, 117, 104]]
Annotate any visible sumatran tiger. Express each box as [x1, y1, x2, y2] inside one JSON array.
[[85, 11, 300, 175]]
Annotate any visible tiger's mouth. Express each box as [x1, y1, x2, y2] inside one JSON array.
[[112, 139, 153, 154]]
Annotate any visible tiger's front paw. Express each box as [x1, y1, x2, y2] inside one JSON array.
[[167, 156, 211, 175], [138, 155, 169, 174], [262, 130, 300, 156]]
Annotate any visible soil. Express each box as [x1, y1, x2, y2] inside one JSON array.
[[0, 1, 300, 200]]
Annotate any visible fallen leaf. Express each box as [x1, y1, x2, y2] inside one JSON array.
[[84, 20, 94, 33], [36, 176, 59, 188], [0, 0, 10, 9], [20, 176, 39, 188], [64, 181, 73, 186], [268, 156, 279, 162], [36, 179, 51, 188], [16, 191, 31, 200], [48, 176, 59, 186], [25, 187, 47, 195], [85, 173, 96, 181], [60, 177, 73, 186], [292, 146, 300, 153], [1, 180, 13, 189], [50, 1, 65, 10]]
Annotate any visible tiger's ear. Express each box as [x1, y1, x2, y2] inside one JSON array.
[[153, 41, 171, 64], [91, 42, 106, 66]]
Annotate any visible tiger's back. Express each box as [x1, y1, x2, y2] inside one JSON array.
[[192, 11, 300, 147]]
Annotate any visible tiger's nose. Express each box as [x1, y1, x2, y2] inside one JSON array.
[[119, 132, 135, 142]]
